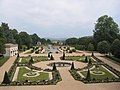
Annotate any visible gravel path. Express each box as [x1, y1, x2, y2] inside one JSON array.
[[0, 56, 17, 83]]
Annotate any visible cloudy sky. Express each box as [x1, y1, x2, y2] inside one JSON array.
[[0, 0, 120, 39]]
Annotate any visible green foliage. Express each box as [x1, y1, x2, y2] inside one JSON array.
[[91, 52, 94, 56], [66, 36, 94, 51], [88, 43, 94, 51], [69, 50, 72, 53], [75, 45, 85, 50], [110, 39, 120, 58], [94, 15, 119, 44], [97, 41, 110, 54], [66, 47, 70, 50], [86, 69, 91, 81], [50, 55, 54, 60], [62, 52, 65, 60], [29, 57, 34, 65], [72, 49, 76, 52], [70, 62, 75, 70], [2, 71, 11, 84], [31, 49, 34, 53], [66, 38, 79, 45], [17, 53, 19, 58], [30, 33, 41, 46], [35, 50, 39, 54], [11, 29, 22, 49], [0, 41, 5, 54], [85, 56, 88, 63], [19, 32, 32, 49], [48, 53, 51, 58], [88, 58, 92, 65], [1, 23, 16, 43], [52, 63, 57, 71]]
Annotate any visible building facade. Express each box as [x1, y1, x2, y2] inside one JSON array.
[[4, 43, 18, 57]]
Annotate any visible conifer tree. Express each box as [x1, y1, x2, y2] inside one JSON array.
[[2, 71, 11, 84], [70, 62, 75, 70], [62, 52, 65, 60], [52, 63, 57, 71], [50, 55, 54, 60], [86, 69, 91, 81], [85, 56, 88, 62]]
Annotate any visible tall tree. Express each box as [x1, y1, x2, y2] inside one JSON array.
[[87, 43, 94, 51], [97, 40, 110, 54], [19, 32, 32, 49], [0, 27, 5, 54], [11, 29, 22, 49], [93, 15, 119, 44], [1, 23, 15, 43], [30, 33, 40, 46], [110, 39, 120, 58]]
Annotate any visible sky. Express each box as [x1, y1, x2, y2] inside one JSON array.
[[0, 0, 120, 39]]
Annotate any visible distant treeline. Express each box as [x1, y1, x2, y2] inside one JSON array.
[[65, 15, 120, 58], [0, 23, 51, 54]]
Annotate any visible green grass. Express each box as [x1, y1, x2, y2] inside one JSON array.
[[24, 51, 33, 54], [20, 56, 49, 64], [0, 56, 9, 67], [17, 67, 49, 81], [80, 65, 116, 79], [65, 56, 95, 63]]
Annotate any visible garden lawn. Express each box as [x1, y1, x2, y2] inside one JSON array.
[[80, 65, 116, 79], [65, 56, 95, 62], [0, 56, 9, 67], [20, 56, 48, 64], [17, 67, 49, 81]]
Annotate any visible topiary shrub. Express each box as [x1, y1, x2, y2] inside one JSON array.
[[86, 69, 91, 81], [52, 63, 57, 71], [35, 50, 39, 54], [50, 55, 54, 60], [2, 71, 11, 84], [62, 52, 65, 60], [70, 62, 75, 70], [85, 56, 88, 63]]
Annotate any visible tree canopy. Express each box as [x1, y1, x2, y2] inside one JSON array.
[[110, 39, 120, 58], [97, 40, 110, 54], [94, 15, 119, 44]]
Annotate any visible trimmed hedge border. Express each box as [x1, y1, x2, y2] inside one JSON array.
[[1, 56, 62, 86], [105, 55, 120, 63], [69, 56, 120, 84]]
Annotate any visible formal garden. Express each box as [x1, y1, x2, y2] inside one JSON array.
[[69, 54, 120, 83], [1, 54, 62, 86]]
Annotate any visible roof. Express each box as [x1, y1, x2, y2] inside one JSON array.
[[5, 43, 18, 48]]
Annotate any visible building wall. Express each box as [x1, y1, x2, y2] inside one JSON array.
[[4, 46, 18, 57]]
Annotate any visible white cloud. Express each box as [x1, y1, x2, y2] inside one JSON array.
[[0, 0, 120, 37]]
